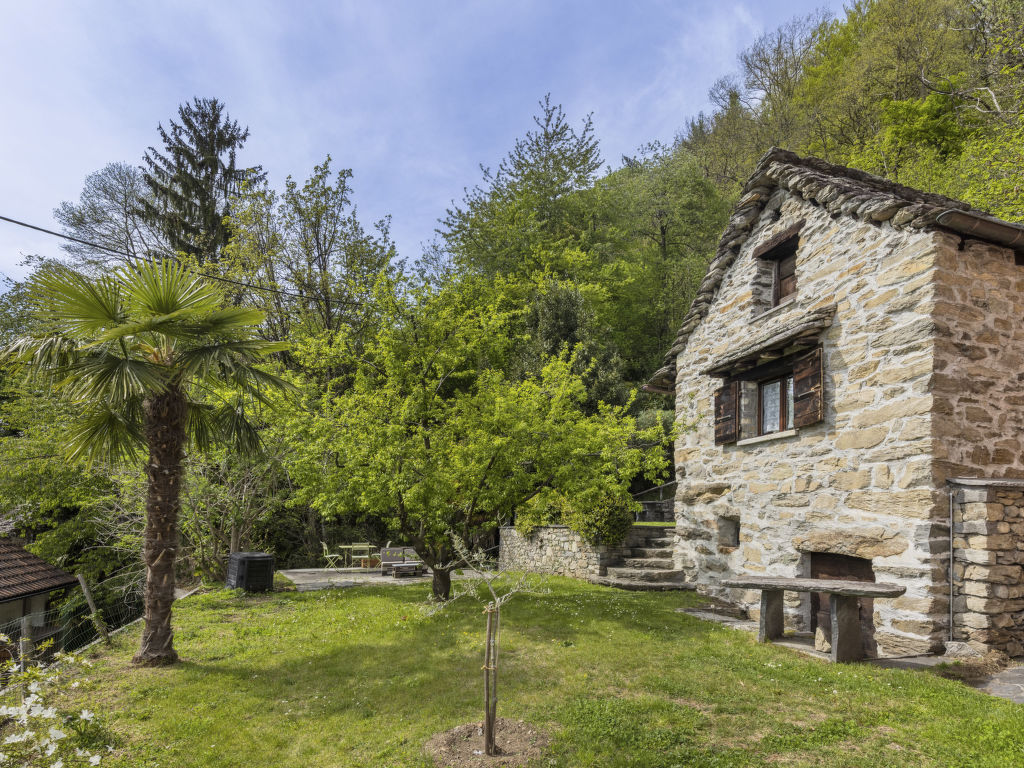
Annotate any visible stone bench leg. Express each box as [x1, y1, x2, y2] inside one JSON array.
[[758, 589, 784, 643], [830, 594, 864, 663]]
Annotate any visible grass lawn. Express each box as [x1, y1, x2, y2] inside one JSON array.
[[77, 577, 1024, 767]]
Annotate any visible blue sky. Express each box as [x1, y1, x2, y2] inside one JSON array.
[[0, 0, 843, 286]]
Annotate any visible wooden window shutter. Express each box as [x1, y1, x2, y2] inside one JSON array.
[[714, 381, 740, 445], [792, 346, 824, 428]]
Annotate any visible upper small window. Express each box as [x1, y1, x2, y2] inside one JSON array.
[[752, 220, 803, 307], [775, 253, 797, 304]]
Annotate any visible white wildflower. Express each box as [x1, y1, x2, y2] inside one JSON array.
[[80, 709, 95, 721], [90, 755, 101, 765], [48, 727, 66, 741]]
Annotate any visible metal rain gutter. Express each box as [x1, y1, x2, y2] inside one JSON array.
[[936, 209, 1024, 253]]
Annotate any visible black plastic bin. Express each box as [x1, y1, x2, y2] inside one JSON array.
[[226, 552, 275, 592]]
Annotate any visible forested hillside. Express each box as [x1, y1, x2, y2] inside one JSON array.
[[683, 0, 1024, 221], [1, 0, 1022, 596]]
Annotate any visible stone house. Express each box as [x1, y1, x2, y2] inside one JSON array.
[[645, 148, 1024, 657]]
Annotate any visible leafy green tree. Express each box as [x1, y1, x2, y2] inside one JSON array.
[[2, 260, 291, 665], [584, 146, 730, 381], [142, 97, 264, 264], [285, 276, 668, 599]]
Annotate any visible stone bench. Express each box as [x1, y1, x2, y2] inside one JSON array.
[[722, 577, 906, 663]]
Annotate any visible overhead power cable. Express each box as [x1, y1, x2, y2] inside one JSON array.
[[0, 213, 359, 304]]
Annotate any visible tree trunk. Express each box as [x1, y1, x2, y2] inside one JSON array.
[[431, 567, 452, 601], [133, 388, 187, 666]]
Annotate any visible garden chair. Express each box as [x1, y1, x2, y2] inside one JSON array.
[[321, 541, 346, 571], [349, 542, 376, 567]]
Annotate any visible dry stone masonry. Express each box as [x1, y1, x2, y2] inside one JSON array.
[[498, 525, 609, 580], [951, 480, 1024, 656], [499, 525, 689, 590]]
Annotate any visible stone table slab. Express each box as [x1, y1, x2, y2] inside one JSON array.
[[722, 577, 906, 598]]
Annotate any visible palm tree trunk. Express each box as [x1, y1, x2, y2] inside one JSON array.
[[133, 388, 187, 666]]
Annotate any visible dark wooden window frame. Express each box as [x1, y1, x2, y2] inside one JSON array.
[[753, 220, 804, 308], [713, 345, 823, 445], [774, 254, 797, 305]]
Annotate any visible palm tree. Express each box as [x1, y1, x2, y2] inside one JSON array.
[[2, 259, 292, 665]]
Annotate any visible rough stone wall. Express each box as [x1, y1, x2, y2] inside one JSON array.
[[950, 481, 1024, 655], [932, 237, 1024, 480], [672, 190, 951, 656], [498, 526, 609, 579]]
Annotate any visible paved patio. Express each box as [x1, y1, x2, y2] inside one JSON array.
[[279, 567, 430, 591], [278, 567, 486, 592]]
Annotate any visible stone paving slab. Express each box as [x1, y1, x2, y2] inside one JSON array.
[[971, 666, 1024, 703]]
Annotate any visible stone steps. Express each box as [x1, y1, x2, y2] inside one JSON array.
[[592, 525, 691, 592], [605, 566, 687, 582], [590, 575, 695, 592], [644, 536, 674, 547], [620, 557, 674, 569], [630, 547, 673, 558]]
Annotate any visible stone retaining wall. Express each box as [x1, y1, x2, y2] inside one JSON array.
[[498, 526, 611, 579], [951, 480, 1024, 655]]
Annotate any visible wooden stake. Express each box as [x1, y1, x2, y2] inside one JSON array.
[[77, 574, 110, 645], [484, 605, 496, 756]]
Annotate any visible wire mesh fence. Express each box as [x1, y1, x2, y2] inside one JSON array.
[[0, 586, 143, 664]]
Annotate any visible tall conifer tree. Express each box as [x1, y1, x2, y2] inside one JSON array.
[[141, 97, 264, 264]]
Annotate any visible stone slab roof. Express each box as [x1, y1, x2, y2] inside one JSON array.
[[0, 538, 77, 603], [646, 147, 1024, 393]]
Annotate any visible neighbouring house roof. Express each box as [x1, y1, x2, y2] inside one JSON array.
[[0, 538, 77, 603], [645, 147, 1024, 394]]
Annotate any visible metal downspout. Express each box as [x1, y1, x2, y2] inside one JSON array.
[[947, 481, 956, 643]]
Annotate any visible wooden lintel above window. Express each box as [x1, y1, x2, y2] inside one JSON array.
[[751, 219, 806, 260]]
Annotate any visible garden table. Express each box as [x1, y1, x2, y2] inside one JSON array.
[[721, 576, 906, 663]]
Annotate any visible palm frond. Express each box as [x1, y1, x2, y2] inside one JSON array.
[[176, 340, 290, 381], [123, 259, 222, 317], [91, 307, 212, 344], [185, 401, 217, 454], [65, 401, 145, 466], [1, 335, 79, 372], [224, 365, 299, 406], [187, 399, 263, 457], [181, 307, 268, 336], [31, 266, 125, 335], [62, 352, 171, 403]]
